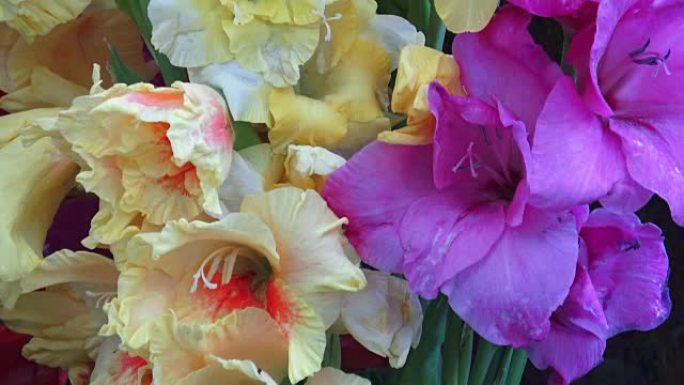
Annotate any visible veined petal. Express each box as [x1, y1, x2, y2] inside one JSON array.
[[0, 0, 91, 41]]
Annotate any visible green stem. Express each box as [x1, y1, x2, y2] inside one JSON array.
[[322, 333, 342, 369], [469, 338, 500, 385], [442, 311, 464, 385], [427, 2, 446, 50], [505, 350, 528, 385], [494, 347, 515, 385], [457, 325, 474, 385]]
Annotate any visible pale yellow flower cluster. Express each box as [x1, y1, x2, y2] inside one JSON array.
[[0, 1, 426, 384]]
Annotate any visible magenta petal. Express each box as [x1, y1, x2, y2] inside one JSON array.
[[528, 77, 626, 210], [400, 192, 506, 299], [599, 178, 653, 213], [322, 142, 435, 272], [452, 6, 563, 130], [581, 209, 671, 336], [508, 0, 595, 17], [609, 117, 684, 226], [527, 268, 608, 385], [442, 208, 579, 346]]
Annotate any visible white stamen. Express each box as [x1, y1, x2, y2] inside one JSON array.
[[190, 247, 241, 293], [451, 142, 479, 178], [318, 217, 349, 235], [313, 10, 343, 42], [85, 290, 117, 308]]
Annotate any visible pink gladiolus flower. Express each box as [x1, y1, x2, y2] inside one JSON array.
[[508, 0, 596, 17], [532, 0, 684, 225], [527, 209, 671, 385], [324, 8, 582, 347]]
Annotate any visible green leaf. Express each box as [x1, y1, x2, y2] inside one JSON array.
[[442, 311, 463, 385], [398, 296, 450, 385], [232, 121, 262, 150], [106, 40, 143, 85], [115, 0, 187, 85], [505, 349, 528, 385], [426, 1, 447, 50], [494, 347, 515, 385], [407, 0, 431, 33], [469, 337, 501, 385], [322, 333, 342, 369], [458, 324, 474, 385]]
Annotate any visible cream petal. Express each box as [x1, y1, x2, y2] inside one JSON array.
[[305, 367, 371, 385]]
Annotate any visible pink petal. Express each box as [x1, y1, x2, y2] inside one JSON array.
[[452, 6, 563, 131], [508, 0, 595, 17], [441, 207, 579, 346], [400, 191, 506, 299], [581, 209, 672, 336], [322, 142, 435, 272], [528, 77, 626, 210], [599, 178, 653, 213], [527, 268, 608, 385], [609, 117, 684, 226]]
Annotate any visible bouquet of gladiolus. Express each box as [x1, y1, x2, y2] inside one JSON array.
[[0, 0, 677, 384]]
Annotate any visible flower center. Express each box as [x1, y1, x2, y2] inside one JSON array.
[[451, 126, 520, 201], [190, 247, 240, 293], [629, 38, 672, 76]]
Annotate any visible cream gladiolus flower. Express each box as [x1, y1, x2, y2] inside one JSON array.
[[379, 44, 464, 145], [434, 0, 498, 33], [89, 337, 153, 385], [148, 0, 325, 88], [306, 367, 370, 385], [0, 111, 78, 307], [32, 73, 234, 248], [284, 145, 346, 192], [339, 270, 423, 368], [0, 6, 151, 112], [0, 0, 91, 41], [0, 250, 118, 383], [103, 187, 366, 383]]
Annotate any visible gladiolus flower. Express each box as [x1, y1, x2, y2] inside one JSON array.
[[0, 5, 151, 112], [31, 70, 233, 248], [433, 0, 498, 33], [323, 7, 580, 347], [507, 0, 595, 17], [531, 0, 684, 225], [526, 209, 671, 385], [103, 187, 366, 383]]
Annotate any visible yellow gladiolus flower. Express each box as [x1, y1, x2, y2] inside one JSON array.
[[0, 5, 152, 112], [103, 187, 366, 383], [434, 0, 498, 33], [0, 250, 118, 382], [379, 44, 465, 145], [31, 72, 234, 248], [0, 0, 91, 41], [0, 111, 78, 307], [148, 0, 325, 87]]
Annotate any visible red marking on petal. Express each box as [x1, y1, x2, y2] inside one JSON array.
[[203, 99, 231, 148], [266, 280, 294, 338], [114, 354, 150, 385], [196, 274, 265, 320], [126, 91, 184, 109]]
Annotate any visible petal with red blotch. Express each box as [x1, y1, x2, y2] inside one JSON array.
[[322, 142, 435, 273], [442, 207, 579, 347]]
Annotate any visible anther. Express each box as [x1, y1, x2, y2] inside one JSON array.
[[480, 126, 491, 146], [629, 38, 673, 76], [313, 10, 343, 42]]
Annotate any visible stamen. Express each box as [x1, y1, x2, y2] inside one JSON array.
[[85, 290, 117, 308], [313, 10, 343, 42], [318, 217, 349, 235], [620, 240, 641, 252], [629, 38, 673, 77], [190, 247, 244, 293], [480, 126, 491, 146], [452, 142, 479, 178]]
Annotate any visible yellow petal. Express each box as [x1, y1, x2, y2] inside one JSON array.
[[176, 358, 278, 385], [238, 143, 286, 191], [224, 18, 320, 87], [148, 0, 234, 67], [0, 0, 92, 41], [305, 367, 371, 385], [231, 0, 326, 25], [0, 107, 59, 147], [268, 87, 348, 151], [284, 145, 346, 191], [434, 0, 498, 33], [332, 116, 390, 156], [0, 66, 87, 112], [0, 137, 78, 307], [0, 8, 151, 105], [340, 270, 423, 368], [241, 187, 366, 326], [149, 309, 289, 383]]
